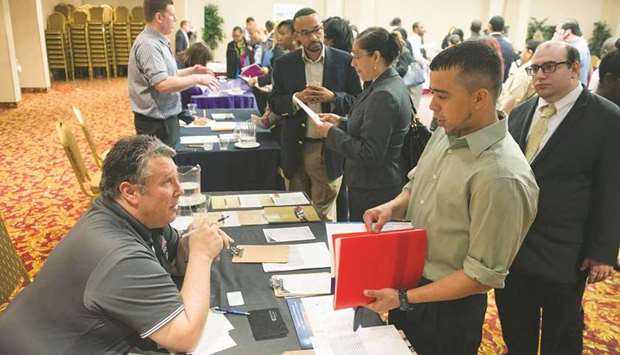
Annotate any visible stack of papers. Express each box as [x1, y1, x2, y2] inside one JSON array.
[[264, 226, 316, 243], [180, 135, 219, 144], [272, 272, 332, 297], [211, 113, 235, 120], [191, 311, 237, 354], [263, 242, 331, 272], [209, 122, 237, 131]]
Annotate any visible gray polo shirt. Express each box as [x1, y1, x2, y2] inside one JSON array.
[[0, 197, 184, 354], [128, 26, 181, 119]]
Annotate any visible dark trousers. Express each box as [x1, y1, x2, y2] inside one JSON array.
[[389, 278, 487, 355], [348, 185, 401, 222], [134, 112, 180, 148], [495, 273, 587, 355]]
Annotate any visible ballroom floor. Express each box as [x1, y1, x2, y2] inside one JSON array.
[[0, 78, 618, 354]]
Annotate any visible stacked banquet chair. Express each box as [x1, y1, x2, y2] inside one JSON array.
[[87, 5, 113, 79], [68, 9, 92, 79], [111, 6, 131, 76], [45, 12, 72, 80], [129, 6, 145, 46]]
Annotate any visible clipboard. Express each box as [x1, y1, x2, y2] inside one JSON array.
[[231, 245, 289, 263]]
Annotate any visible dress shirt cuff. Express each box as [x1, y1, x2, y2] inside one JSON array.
[[463, 255, 508, 289]]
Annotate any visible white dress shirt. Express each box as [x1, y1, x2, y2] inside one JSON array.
[[526, 84, 583, 160]]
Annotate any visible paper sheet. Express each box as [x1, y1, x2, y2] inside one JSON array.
[[263, 242, 331, 272], [271, 191, 310, 206], [180, 135, 219, 144], [301, 295, 355, 335], [220, 211, 241, 227], [209, 122, 237, 131], [311, 325, 411, 355], [239, 194, 263, 208], [211, 113, 235, 120], [264, 226, 316, 243], [275, 272, 332, 295], [191, 311, 236, 355], [293, 95, 323, 126]]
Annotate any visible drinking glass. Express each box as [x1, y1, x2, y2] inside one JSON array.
[[187, 103, 197, 116]]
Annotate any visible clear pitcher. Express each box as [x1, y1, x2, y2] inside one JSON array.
[[177, 165, 205, 208]]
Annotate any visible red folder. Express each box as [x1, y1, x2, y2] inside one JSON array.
[[333, 228, 427, 310]]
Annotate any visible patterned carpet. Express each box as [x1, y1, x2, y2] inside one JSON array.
[[0, 79, 618, 354]]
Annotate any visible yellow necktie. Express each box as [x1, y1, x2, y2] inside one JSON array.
[[525, 104, 557, 162]]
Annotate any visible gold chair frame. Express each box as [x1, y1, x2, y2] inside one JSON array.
[[56, 121, 101, 199], [0, 212, 31, 305]]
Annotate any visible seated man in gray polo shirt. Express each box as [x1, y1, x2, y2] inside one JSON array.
[[0, 135, 233, 354], [129, 0, 219, 147]]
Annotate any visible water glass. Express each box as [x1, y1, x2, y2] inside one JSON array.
[[187, 103, 197, 116], [219, 136, 230, 150], [240, 122, 256, 144]]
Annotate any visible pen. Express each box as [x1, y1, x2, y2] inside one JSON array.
[[213, 306, 250, 316], [217, 215, 230, 223]]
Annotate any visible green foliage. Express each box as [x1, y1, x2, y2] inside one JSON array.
[[203, 4, 224, 50], [588, 21, 612, 57], [526, 17, 555, 41]]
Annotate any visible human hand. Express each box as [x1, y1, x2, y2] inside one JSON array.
[[316, 121, 333, 138], [247, 77, 257, 87], [306, 85, 336, 103], [197, 74, 220, 92], [260, 67, 269, 75], [294, 88, 316, 105], [580, 258, 614, 283], [186, 218, 234, 261], [319, 113, 340, 125], [363, 205, 393, 233], [192, 117, 209, 126], [363, 288, 400, 314], [192, 64, 213, 75]]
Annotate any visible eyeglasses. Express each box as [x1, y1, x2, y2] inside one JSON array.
[[526, 61, 570, 76], [296, 26, 323, 37], [351, 52, 370, 60]]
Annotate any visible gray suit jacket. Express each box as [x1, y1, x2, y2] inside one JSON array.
[[325, 68, 411, 190]]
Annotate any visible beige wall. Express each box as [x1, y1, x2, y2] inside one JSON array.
[[10, 0, 51, 89], [0, 0, 21, 103]]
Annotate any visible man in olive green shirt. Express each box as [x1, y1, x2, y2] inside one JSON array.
[[362, 42, 539, 354]]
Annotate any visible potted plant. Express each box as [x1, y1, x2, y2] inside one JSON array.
[[202, 4, 224, 50], [588, 21, 612, 58]]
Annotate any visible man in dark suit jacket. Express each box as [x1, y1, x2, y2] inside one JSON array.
[[270, 8, 361, 221], [175, 20, 190, 54], [496, 41, 620, 355], [487, 16, 516, 81]]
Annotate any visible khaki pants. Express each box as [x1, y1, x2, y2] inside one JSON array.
[[289, 141, 342, 222]]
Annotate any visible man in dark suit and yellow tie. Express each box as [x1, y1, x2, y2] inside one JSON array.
[[496, 41, 620, 355]]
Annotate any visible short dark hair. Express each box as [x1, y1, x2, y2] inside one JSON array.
[[277, 19, 293, 32], [598, 39, 620, 78], [389, 17, 402, 27], [265, 20, 275, 32], [232, 26, 243, 34], [430, 41, 503, 100], [293, 8, 317, 23], [561, 20, 582, 37], [245, 17, 255, 23], [144, 0, 173, 22], [470, 20, 482, 33], [179, 20, 188, 28], [525, 39, 541, 53], [323, 16, 353, 52], [101, 135, 176, 199], [356, 27, 402, 65], [489, 15, 505, 32]]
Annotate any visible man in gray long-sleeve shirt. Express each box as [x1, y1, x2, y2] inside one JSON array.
[[128, 0, 218, 147]]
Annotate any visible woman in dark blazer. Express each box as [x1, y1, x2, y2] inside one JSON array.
[[317, 27, 411, 221], [226, 26, 254, 78]]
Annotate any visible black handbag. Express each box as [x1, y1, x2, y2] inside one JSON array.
[[400, 102, 431, 184]]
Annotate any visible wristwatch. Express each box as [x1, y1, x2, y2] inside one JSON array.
[[398, 288, 413, 311]]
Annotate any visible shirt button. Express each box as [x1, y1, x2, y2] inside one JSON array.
[[298, 140, 303, 145], [433, 174, 437, 179], [301, 123, 306, 127], [447, 149, 452, 154], [420, 200, 425, 205]]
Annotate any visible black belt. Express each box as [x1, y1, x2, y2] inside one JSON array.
[[303, 137, 323, 143]]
